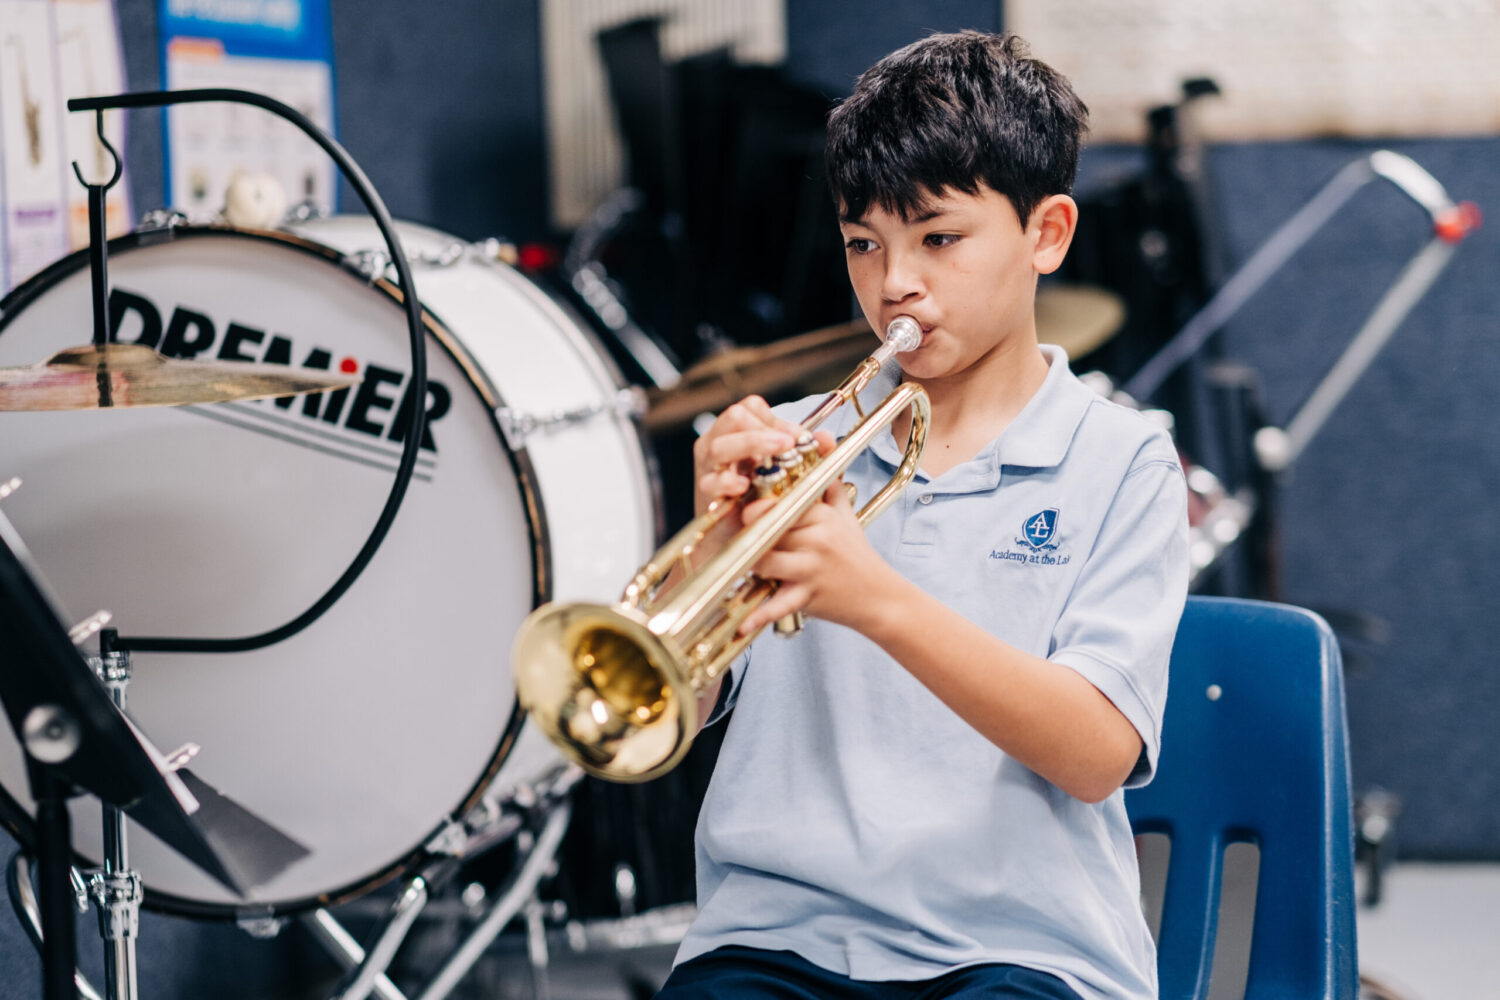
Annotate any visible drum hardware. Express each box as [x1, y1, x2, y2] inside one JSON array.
[[136, 208, 190, 233], [415, 798, 572, 1000], [285, 198, 332, 225], [568, 260, 683, 390], [513, 318, 928, 783], [303, 787, 576, 1000], [345, 237, 522, 284], [497, 386, 648, 449], [69, 609, 113, 646], [559, 901, 696, 953]]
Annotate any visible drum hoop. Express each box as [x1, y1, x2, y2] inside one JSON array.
[[0, 224, 554, 917]]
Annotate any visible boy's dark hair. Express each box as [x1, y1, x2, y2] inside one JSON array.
[[826, 31, 1088, 227]]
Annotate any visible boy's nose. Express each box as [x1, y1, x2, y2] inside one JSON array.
[[881, 254, 924, 302]]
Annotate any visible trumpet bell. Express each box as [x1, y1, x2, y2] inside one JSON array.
[[512, 602, 699, 782]]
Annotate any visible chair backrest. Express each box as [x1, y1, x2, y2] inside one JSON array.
[[1127, 596, 1358, 1000]]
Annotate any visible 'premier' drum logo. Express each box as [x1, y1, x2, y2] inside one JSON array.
[[108, 287, 452, 463]]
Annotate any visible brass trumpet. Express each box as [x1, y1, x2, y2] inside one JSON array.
[[511, 318, 929, 782]]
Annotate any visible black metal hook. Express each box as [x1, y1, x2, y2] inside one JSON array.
[[69, 109, 121, 190]]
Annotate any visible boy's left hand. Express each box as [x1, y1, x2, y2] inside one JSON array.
[[737, 431, 892, 634]]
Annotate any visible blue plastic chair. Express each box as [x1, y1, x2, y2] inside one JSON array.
[[1127, 597, 1358, 1000]]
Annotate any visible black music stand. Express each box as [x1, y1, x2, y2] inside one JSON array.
[[0, 504, 309, 999]]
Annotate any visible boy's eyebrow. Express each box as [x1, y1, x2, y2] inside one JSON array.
[[839, 207, 948, 226]]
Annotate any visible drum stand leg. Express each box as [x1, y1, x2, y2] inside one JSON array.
[[307, 794, 570, 1000], [303, 908, 412, 1000], [522, 889, 553, 1000], [311, 837, 466, 1000], [414, 795, 570, 1000]]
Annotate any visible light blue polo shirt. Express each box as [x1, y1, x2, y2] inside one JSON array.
[[675, 344, 1189, 1000]]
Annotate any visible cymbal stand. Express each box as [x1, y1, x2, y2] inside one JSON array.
[[303, 769, 577, 1000], [80, 632, 143, 1000]]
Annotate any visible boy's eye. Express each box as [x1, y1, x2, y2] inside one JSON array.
[[924, 233, 960, 248], [844, 237, 875, 254]]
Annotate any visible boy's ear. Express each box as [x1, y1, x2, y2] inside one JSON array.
[[1030, 194, 1079, 275]]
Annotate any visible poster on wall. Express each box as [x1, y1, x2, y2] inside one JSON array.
[[0, 0, 129, 295], [159, 0, 336, 222]]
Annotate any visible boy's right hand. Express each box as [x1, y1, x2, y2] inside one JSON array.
[[691, 395, 799, 518]]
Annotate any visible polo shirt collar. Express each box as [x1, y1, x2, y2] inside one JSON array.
[[860, 343, 1095, 481]]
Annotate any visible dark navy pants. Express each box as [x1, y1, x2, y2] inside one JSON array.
[[655, 946, 1085, 999]]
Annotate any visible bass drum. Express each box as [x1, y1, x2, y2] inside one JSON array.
[[0, 218, 658, 917]]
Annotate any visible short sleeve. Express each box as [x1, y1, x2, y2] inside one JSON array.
[[1049, 455, 1188, 788]]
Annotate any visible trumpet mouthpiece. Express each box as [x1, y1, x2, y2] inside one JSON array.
[[884, 316, 922, 354]]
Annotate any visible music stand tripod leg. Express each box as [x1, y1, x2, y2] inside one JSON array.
[[29, 763, 83, 1000], [6, 852, 106, 1000]]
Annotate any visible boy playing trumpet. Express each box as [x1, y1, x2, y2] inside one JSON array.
[[661, 31, 1189, 1000]]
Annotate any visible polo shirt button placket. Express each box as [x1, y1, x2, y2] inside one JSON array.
[[919, 493, 934, 505]]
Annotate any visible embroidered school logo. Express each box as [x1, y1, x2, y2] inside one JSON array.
[[1021, 509, 1059, 549], [988, 507, 1070, 566]]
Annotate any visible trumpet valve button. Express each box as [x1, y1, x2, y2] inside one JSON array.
[[753, 464, 788, 498]]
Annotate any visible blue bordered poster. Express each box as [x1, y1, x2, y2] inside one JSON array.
[[159, 0, 336, 219]]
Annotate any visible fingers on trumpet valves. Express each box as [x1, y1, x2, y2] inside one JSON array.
[[749, 429, 823, 499], [753, 461, 790, 499]]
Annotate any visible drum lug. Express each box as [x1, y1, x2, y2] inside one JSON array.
[[67, 610, 112, 647], [423, 818, 468, 859], [162, 742, 201, 773], [235, 907, 286, 939], [344, 239, 508, 283], [497, 387, 647, 449], [283, 198, 329, 225], [136, 208, 188, 233]]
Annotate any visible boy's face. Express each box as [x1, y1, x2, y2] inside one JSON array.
[[838, 184, 1073, 383]]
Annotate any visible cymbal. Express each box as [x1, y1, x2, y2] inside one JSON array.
[[1036, 284, 1125, 360], [644, 320, 877, 433], [0, 343, 361, 411]]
